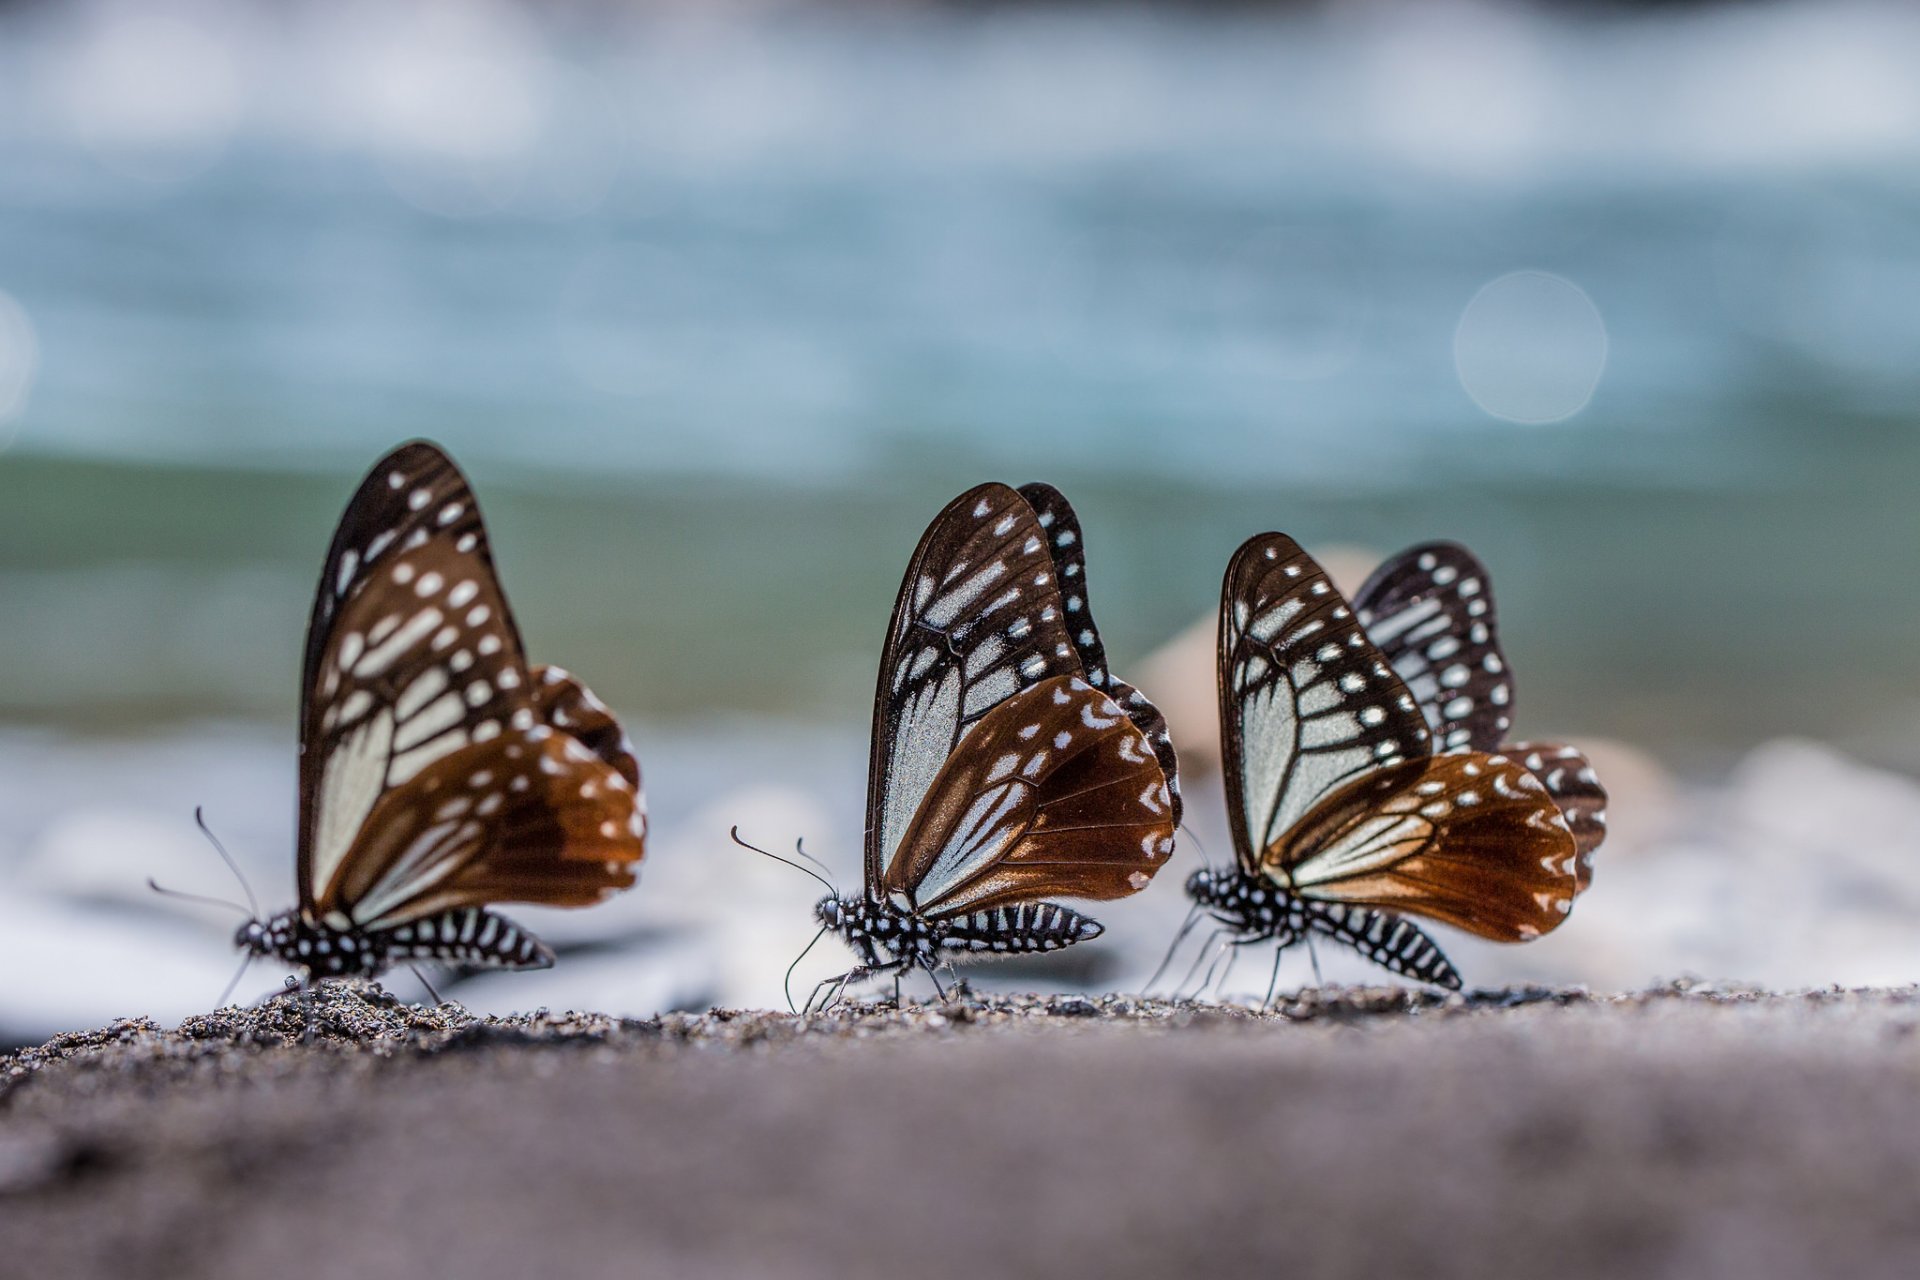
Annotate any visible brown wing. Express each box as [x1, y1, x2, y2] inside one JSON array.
[[1017, 481, 1182, 826], [1218, 533, 1432, 877], [864, 484, 1086, 891], [882, 674, 1175, 918], [1269, 751, 1580, 942], [1352, 542, 1512, 752], [323, 729, 645, 928], [298, 441, 645, 926], [530, 664, 643, 793], [1512, 741, 1606, 894]]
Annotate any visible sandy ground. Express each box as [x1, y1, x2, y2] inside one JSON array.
[[2, 983, 1919, 1280]]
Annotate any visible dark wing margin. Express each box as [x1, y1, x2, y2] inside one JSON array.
[[883, 675, 1175, 916], [862, 484, 1087, 893], [1017, 482, 1182, 825], [1217, 533, 1431, 878], [1352, 542, 1512, 753]]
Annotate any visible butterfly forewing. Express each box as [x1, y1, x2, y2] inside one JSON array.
[[1218, 534, 1430, 874], [300, 443, 541, 914], [1272, 752, 1579, 941], [298, 442, 644, 931], [1353, 542, 1512, 753], [864, 484, 1085, 888], [883, 675, 1175, 916], [1512, 741, 1606, 893], [1016, 482, 1182, 825]]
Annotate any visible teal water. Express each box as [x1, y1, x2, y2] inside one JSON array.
[[0, 0, 1916, 762]]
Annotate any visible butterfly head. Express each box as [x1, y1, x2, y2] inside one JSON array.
[[814, 894, 860, 932], [234, 917, 271, 956], [1185, 867, 1297, 943], [233, 908, 298, 960]]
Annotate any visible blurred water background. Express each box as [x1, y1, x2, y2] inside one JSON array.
[[3, 0, 1920, 1040]]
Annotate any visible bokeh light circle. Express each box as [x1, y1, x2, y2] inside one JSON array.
[[1453, 270, 1608, 424]]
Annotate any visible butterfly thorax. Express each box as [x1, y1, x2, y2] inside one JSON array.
[[1184, 868, 1305, 946], [235, 904, 553, 980], [816, 892, 1103, 968]]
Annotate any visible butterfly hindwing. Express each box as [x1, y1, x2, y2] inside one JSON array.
[[1017, 482, 1182, 825], [1218, 534, 1431, 876], [864, 484, 1084, 889], [1511, 741, 1606, 893], [882, 675, 1175, 916], [1270, 752, 1579, 942], [531, 664, 644, 795], [324, 730, 644, 928], [1352, 542, 1512, 753]]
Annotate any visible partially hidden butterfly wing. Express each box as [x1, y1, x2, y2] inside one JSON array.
[[1351, 542, 1512, 753], [298, 441, 643, 926], [863, 484, 1085, 891], [1217, 533, 1431, 876], [1270, 752, 1580, 941], [1016, 482, 1182, 825], [530, 664, 643, 795], [882, 675, 1175, 916], [1511, 741, 1605, 893]]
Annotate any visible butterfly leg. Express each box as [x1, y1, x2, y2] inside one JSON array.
[[410, 964, 445, 1006], [1194, 933, 1237, 1000], [807, 960, 907, 1014], [922, 957, 951, 1003], [804, 971, 853, 1016], [1143, 902, 1204, 996], [1262, 945, 1286, 1012], [1174, 927, 1227, 1000]]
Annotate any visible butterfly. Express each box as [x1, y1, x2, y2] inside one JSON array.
[[232, 440, 647, 985], [1181, 533, 1604, 993], [804, 482, 1180, 1006]]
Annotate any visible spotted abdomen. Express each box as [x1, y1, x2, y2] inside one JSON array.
[[938, 901, 1102, 956], [374, 906, 553, 970], [1301, 901, 1460, 990]]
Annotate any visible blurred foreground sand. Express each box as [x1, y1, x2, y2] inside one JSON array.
[[3, 983, 1920, 1280]]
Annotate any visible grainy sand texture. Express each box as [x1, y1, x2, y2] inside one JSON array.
[[3, 983, 1919, 1280]]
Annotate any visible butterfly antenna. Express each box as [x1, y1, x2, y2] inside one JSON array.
[[730, 826, 837, 898], [1143, 901, 1203, 995], [410, 964, 446, 1006], [194, 806, 259, 919], [147, 878, 253, 919], [791, 838, 841, 895], [1177, 822, 1220, 874], [784, 924, 830, 1015], [215, 953, 253, 1009]]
